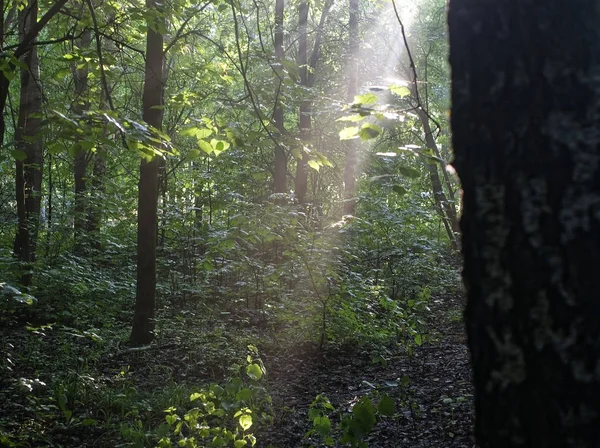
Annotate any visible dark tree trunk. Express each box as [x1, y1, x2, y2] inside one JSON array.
[[73, 28, 92, 253], [294, 0, 332, 205], [416, 109, 460, 249], [130, 0, 164, 346], [294, 0, 309, 205], [86, 147, 105, 250], [0, 0, 67, 153], [13, 0, 43, 287], [273, 0, 286, 199], [342, 0, 358, 215], [450, 1, 600, 447]]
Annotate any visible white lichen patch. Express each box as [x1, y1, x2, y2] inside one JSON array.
[[530, 291, 552, 351], [560, 190, 600, 242], [486, 326, 526, 390], [476, 185, 514, 310], [519, 175, 549, 248]]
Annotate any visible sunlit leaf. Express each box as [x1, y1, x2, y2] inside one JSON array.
[[353, 93, 378, 106], [339, 126, 359, 140], [308, 160, 320, 172], [239, 413, 253, 431], [198, 140, 213, 155], [390, 84, 411, 98], [246, 363, 263, 380]]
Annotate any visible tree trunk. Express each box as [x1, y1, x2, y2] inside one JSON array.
[[0, 0, 67, 153], [73, 28, 92, 253], [450, 1, 600, 447], [130, 0, 164, 346], [13, 0, 43, 287], [86, 147, 105, 250], [294, 0, 309, 205], [342, 0, 359, 215], [294, 0, 333, 205], [273, 0, 286, 199], [416, 109, 460, 249]]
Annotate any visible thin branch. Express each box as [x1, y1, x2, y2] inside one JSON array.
[[14, 0, 70, 58], [163, 3, 212, 55], [85, 0, 115, 111]]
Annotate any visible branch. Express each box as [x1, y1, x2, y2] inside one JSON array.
[[85, 0, 115, 111], [14, 0, 70, 58]]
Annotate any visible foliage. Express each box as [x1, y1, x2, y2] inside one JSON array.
[[156, 347, 271, 448]]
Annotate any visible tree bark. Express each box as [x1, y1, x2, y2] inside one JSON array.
[[0, 0, 68, 153], [130, 0, 164, 346], [450, 1, 600, 447], [13, 0, 43, 287], [416, 108, 460, 249], [73, 28, 92, 253], [273, 0, 286, 199], [294, 0, 309, 204], [294, 0, 333, 206], [342, 0, 359, 215]]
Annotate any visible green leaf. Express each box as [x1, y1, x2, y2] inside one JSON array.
[[390, 84, 411, 98], [165, 414, 179, 425], [307, 160, 320, 172], [313, 416, 331, 437], [358, 124, 381, 141], [392, 185, 407, 196], [234, 440, 248, 448], [339, 126, 359, 140], [190, 392, 203, 402], [11, 150, 26, 161], [414, 334, 423, 346], [377, 394, 395, 416], [198, 139, 213, 155], [400, 375, 411, 387], [246, 363, 263, 380], [352, 397, 377, 433], [353, 93, 378, 106], [239, 413, 253, 431], [398, 166, 420, 179]]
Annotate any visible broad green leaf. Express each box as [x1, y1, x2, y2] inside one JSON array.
[[353, 93, 378, 106], [414, 334, 423, 346], [165, 414, 179, 425], [239, 413, 253, 431], [358, 124, 381, 141], [339, 126, 359, 140], [308, 160, 320, 172], [313, 416, 331, 437], [352, 397, 376, 432], [198, 140, 213, 155], [190, 392, 203, 401], [390, 84, 411, 98], [400, 375, 411, 387], [11, 150, 26, 161], [246, 363, 263, 380], [234, 440, 248, 448], [398, 166, 420, 179], [377, 394, 395, 416], [392, 185, 407, 196]]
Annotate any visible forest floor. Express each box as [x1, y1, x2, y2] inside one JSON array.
[[259, 295, 475, 448], [0, 294, 474, 447]]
